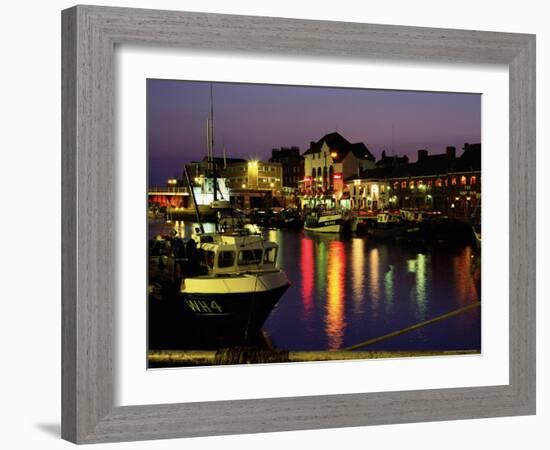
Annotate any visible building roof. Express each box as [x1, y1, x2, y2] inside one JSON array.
[[409, 154, 454, 177], [454, 143, 481, 172], [375, 154, 409, 168], [303, 132, 375, 162], [346, 166, 395, 181], [348, 144, 481, 181]]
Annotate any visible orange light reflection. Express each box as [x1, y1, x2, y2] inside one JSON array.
[[300, 238, 314, 320], [325, 241, 346, 350], [351, 238, 365, 314]]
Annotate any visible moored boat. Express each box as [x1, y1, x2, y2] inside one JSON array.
[[304, 208, 351, 233], [367, 211, 419, 240], [176, 228, 290, 332], [166, 204, 219, 221]]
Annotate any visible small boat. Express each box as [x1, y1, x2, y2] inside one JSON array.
[[281, 207, 303, 229], [176, 228, 290, 331], [368, 212, 409, 239], [365, 210, 427, 241], [166, 204, 218, 221], [304, 209, 351, 233]]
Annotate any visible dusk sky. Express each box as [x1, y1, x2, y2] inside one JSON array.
[[148, 79, 481, 185]]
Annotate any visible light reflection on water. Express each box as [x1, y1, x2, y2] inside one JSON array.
[[150, 221, 481, 351], [351, 238, 365, 315], [265, 228, 480, 352], [325, 241, 346, 350], [300, 237, 315, 323]]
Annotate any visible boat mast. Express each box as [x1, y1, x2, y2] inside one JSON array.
[[184, 164, 205, 234], [210, 83, 218, 203]]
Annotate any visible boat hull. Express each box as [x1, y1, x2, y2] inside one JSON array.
[[304, 214, 347, 233], [181, 284, 288, 330], [180, 271, 290, 331], [304, 223, 343, 233]]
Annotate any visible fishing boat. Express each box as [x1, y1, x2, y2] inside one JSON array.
[[173, 84, 290, 332], [304, 208, 351, 233], [367, 212, 410, 239], [365, 209, 430, 241], [177, 228, 290, 330]]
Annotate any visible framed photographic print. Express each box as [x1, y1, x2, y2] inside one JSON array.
[[146, 79, 483, 367], [62, 5, 536, 444]]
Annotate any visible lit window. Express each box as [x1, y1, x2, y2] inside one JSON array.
[[401, 181, 407, 188], [460, 176, 467, 185], [451, 177, 457, 185], [409, 181, 415, 189], [470, 176, 477, 185], [393, 181, 399, 189]]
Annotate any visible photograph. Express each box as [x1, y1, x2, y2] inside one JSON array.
[[147, 79, 482, 367]]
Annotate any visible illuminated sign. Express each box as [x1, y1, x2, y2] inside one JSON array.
[[333, 172, 343, 180]]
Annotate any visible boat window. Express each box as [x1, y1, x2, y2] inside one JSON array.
[[204, 251, 215, 269], [263, 247, 277, 264], [238, 249, 263, 265], [218, 251, 235, 268]]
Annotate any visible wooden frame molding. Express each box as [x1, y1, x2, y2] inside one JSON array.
[[62, 5, 536, 443]]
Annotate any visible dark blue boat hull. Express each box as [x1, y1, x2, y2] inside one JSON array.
[[181, 284, 290, 332]]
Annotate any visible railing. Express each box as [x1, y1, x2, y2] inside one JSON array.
[[148, 186, 189, 194]]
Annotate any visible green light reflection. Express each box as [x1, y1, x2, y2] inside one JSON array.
[[407, 253, 428, 319]]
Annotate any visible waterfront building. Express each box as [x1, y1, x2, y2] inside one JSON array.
[[149, 156, 283, 210], [269, 146, 304, 189], [223, 160, 283, 209], [269, 146, 304, 208], [299, 132, 376, 208], [345, 143, 481, 218]]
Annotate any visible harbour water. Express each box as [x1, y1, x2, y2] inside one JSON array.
[[149, 220, 481, 352]]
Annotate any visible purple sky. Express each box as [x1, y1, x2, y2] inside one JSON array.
[[148, 79, 481, 185]]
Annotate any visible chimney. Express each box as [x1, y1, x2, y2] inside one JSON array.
[[417, 149, 428, 162], [446, 146, 456, 159]]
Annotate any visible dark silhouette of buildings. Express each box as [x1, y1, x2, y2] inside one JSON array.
[[269, 146, 304, 189]]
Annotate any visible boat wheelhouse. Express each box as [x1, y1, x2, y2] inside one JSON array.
[[179, 229, 290, 331]]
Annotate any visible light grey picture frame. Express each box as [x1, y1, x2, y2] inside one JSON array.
[[61, 5, 536, 444]]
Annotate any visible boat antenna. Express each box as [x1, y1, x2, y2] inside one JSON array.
[[184, 164, 204, 234], [210, 84, 218, 203], [206, 118, 210, 166]]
